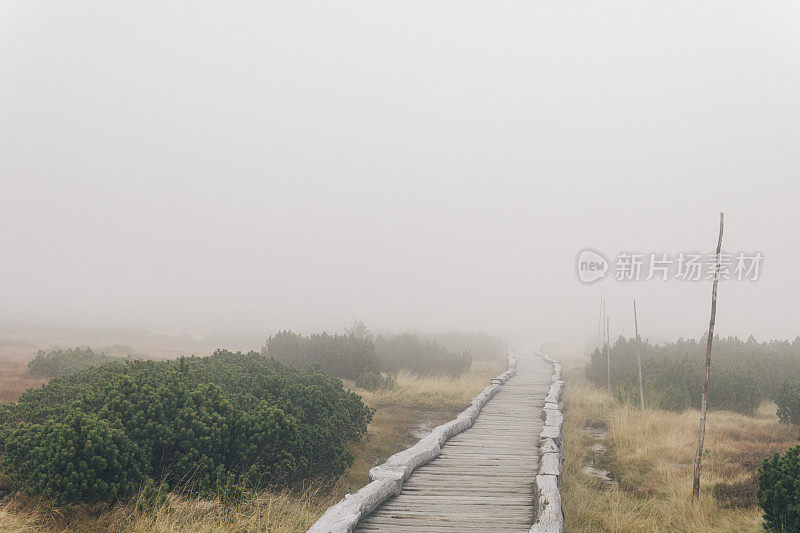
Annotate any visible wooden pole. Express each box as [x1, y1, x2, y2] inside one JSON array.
[[598, 293, 603, 352], [692, 212, 724, 501], [634, 300, 645, 410], [606, 316, 611, 393], [602, 295, 606, 352]]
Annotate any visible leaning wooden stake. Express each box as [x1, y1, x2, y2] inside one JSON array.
[[606, 316, 611, 393], [634, 300, 645, 410], [692, 212, 724, 501]]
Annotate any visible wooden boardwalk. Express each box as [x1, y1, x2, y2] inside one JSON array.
[[354, 349, 552, 532]]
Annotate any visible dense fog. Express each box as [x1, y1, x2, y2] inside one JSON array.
[[2, 1, 799, 343]]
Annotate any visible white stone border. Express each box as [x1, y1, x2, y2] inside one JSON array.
[[530, 350, 564, 533], [308, 348, 520, 533]]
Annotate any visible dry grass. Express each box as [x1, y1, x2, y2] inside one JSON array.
[[0, 358, 505, 532], [0, 507, 40, 533], [0, 358, 47, 403], [114, 486, 333, 533], [0, 374, 48, 403], [562, 371, 799, 532], [355, 359, 503, 411], [0, 485, 332, 533]]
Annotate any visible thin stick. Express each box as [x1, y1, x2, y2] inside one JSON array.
[[602, 295, 606, 353], [692, 212, 724, 501], [634, 300, 644, 410], [606, 316, 611, 393], [598, 293, 603, 352]]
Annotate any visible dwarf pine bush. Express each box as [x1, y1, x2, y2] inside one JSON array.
[[775, 380, 800, 426], [0, 350, 372, 503], [27, 346, 115, 378], [758, 445, 800, 532]]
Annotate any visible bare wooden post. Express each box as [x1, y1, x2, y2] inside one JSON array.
[[606, 316, 611, 393], [598, 293, 604, 352], [692, 212, 724, 501], [634, 300, 645, 410]]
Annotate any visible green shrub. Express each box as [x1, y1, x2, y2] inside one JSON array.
[[265, 331, 380, 380], [27, 346, 115, 378], [587, 336, 800, 415], [83, 374, 236, 494], [775, 380, 800, 426], [264, 328, 478, 380], [0, 410, 144, 502], [375, 333, 471, 377], [758, 445, 800, 532], [355, 370, 395, 391], [0, 350, 372, 503], [234, 401, 302, 486]]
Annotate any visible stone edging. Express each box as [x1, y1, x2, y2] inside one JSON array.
[[530, 350, 564, 533], [307, 349, 520, 533]]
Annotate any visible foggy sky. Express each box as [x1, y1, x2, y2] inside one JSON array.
[[2, 1, 799, 344]]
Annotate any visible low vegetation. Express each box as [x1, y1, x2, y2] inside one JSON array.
[[0, 484, 335, 533], [264, 331, 380, 382], [586, 335, 800, 415], [0, 350, 372, 504], [354, 369, 395, 392], [562, 372, 798, 532], [374, 333, 471, 377], [0, 332, 505, 532], [264, 328, 497, 390], [27, 347, 117, 378], [569, 335, 800, 532], [774, 380, 800, 426], [758, 445, 800, 532]]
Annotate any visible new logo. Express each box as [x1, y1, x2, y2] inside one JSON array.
[[577, 249, 609, 284]]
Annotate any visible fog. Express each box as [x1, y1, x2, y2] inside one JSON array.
[[2, 1, 799, 345]]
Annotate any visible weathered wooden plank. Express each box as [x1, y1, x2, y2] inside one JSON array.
[[356, 523, 525, 533], [365, 512, 523, 519], [379, 496, 534, 504]]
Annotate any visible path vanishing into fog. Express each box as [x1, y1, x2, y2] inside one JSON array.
[[354, 348, 552, 532]]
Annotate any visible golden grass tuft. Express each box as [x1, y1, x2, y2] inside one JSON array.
[[113, 485, 332, 533]]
